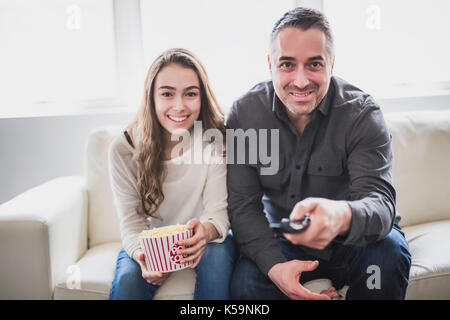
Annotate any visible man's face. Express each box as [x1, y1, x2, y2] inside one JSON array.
[[269, 27, 334, 119]]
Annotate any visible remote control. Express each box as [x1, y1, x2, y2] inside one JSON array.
[[269, 216, 311, 234]]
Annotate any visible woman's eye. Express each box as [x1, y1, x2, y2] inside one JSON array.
[[161, 92, 172, 97], [186, 92, 198, 97]]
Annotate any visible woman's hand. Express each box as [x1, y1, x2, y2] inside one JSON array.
[[176, 218, 218, 269], [132, 249, 172, 286]]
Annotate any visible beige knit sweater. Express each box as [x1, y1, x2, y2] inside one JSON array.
[[108, 128, 230, 259]]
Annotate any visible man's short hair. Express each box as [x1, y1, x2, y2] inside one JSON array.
[[270, 7, 334, 58]]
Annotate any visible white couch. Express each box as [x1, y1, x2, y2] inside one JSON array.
[[1, 110, 450, 300]]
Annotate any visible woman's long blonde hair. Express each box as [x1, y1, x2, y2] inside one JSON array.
[[128, 48, 225, 219]]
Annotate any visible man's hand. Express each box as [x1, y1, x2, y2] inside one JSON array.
[[283, 197, 352, 249], [268, 260, 337, 300]]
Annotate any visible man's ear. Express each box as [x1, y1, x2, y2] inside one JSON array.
[[331, 56, 335, 74], [267, 54, 272, 73]]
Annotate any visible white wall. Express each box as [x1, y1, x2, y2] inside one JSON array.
[[0, 111, 134, 204]]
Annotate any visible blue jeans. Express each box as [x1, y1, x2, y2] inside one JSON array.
[[230, 225, 411, 300], [110, 234, 238, 300]]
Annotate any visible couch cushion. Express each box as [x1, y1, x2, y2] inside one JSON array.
[[385, 111, 450, 227], [403, 220, 450, 299], [53, 241, 196, 300], [85, 127, 122, 247]]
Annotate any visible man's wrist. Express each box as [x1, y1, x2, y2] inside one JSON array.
[[267, 262, 282, 279], [338, 201, 352, 236]]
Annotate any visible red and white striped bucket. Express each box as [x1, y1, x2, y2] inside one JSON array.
[[139, 229, 194, 273]]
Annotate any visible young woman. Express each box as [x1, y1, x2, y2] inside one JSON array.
[[108, 48, 236, 300]]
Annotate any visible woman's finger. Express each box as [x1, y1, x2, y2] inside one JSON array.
[[178, 227, 207, 247], [142, 271, 163, 281], [185, 218, 200, 231], [178, 233, 201, 247], [178, 237, 206, 256], [189, 252, 204, 269], [182, 247, 205, 264], [145, 271, 171, 285]]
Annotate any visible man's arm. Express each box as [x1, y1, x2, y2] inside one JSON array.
[[343, 102, 396, 245], [284, 102, 395, 249]]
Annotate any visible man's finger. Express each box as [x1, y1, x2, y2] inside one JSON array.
[[298, 260, 319, 273], [291, 198, 318, 220], [296, 285, 331, 300]]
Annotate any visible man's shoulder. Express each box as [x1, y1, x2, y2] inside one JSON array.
[[330, 77, 388, 137], [331, 76, 379, 112], [227, 80, 274, 128], [237, 80, 273, 102]]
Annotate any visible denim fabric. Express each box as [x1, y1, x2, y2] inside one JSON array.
[[230, 225, 411, 300], [110, 234, 238, 300]]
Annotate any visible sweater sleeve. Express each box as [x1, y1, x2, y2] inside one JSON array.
[[108, 136, 149, 259], [199, 143, 230, 243]]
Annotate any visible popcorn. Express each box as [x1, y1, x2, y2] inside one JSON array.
[[139, 224, 186, 238], [139, 224, 193, 273]]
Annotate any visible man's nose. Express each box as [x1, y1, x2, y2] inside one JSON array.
[[293, 67, 310, 89]]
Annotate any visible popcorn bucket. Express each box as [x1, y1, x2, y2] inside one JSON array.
[[139, 226, 194, 273]]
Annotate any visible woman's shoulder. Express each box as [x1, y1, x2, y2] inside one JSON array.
[[109, 129, 136, 159]]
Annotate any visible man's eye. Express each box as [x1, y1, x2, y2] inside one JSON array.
[[309, 62, 323, 70], [279, 62, 294, 69]]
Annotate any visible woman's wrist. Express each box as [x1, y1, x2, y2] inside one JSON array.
[[203, 222, 219, 242], [131, 248, 142, 263]]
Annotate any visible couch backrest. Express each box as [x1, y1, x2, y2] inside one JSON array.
[[385, 110, 450, 227], [85, 127, 122, 247], [85, 111, 450, 246]]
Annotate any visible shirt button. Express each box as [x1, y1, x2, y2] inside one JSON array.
[[296, 165, 301, 170], [290, 194, 296, 199]]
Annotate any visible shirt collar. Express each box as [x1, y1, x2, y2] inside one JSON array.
[[272, 77, 335, 120]]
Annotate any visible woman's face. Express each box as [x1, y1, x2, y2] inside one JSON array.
[[153, 63, 201, 137]]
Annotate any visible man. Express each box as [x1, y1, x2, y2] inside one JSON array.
[[226, 7, 411, 300]]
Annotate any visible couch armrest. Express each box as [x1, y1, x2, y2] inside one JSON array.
[[0, 176, 88, 299]]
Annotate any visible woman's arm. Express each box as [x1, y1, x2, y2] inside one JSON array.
[[108, 135, 148, 260], [198, 144, 230, 243]]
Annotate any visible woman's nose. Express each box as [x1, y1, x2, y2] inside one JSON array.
[[172, 95, 186, 112]]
